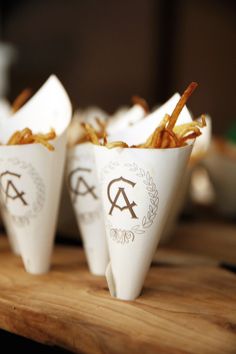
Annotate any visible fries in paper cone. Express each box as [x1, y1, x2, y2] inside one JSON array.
[[108, 91, 193, 146], [93, 82, 206, 300], [67, 143, 109, 275], [0, 75, 72, 274], [0, 201, 20, 254], [66, 98, 148, 274]]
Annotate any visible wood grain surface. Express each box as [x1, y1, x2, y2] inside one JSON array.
[[169, 221, 236, 263], [0, 222, 236, 354]]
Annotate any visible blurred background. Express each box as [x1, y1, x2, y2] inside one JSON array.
[[0, 0, 236, 241], [1, 0, 236, 134], [0, 3, 236, 350]]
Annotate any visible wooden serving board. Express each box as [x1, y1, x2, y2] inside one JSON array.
[[0, 224, 236, 354]]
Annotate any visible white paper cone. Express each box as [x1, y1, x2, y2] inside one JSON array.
[[109, 106, 129, 120], [0, 75, 71, 143], [0, 75, 72, 274], [160, 169, 191, 244], [107, 104, 146, 136], [108, 93, 192, 145], [0, 98, 11, 120], [95, 144, 192, 300], [0, 204, 20, 254], [67, 143, 109, 275]]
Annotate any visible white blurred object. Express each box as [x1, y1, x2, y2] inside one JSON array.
[[0, 43, 15, 121], [110, 106, 129, 120], [204, 139, 236, 216], [0, 42, 16, 97], [62, 106, 109, 236], [160, 169, 191, 244], [0, 97, 11, 119], [79, 106, 108, 123], [191, 115, 212, 162], [107, 103, 146, 135], [190, 166, 215, 205]]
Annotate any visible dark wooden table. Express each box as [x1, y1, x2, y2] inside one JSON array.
[[0, 221, 236, 354]]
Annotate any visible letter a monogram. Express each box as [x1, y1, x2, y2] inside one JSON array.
[[0, 171, 28, 206], [68, 167, 98, 203], [107, 176, 138, 219]]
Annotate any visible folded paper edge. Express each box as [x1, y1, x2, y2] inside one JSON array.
[[105, 262, 116, 297]]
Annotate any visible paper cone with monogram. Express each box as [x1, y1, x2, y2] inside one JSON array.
[[93, 83, 207, 300], [0, 204, 20, 254], [67, 142, 109, 275], [95, 144, 192, 300], [0, 75, 72, 274]]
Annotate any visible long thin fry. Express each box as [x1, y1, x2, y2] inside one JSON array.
[[160, 130, 171, 148], [105, 141, 128, 149], [36, 129, 56, 140], [95, 117, 107, 133], [132, 96, 149, 113], [18, 128, 32, 143], [11, 88, 32, 113], [83, 82, 206, 150], [81, 123, 100, 145], [179, 131, 201, 144], [33, 136, 55, 151], [140, 114, 169, 148], [167, 82, 198, 130], [165, 128, 180, 147], [174, 114, 206, 135], [7, 131, 22, 145]]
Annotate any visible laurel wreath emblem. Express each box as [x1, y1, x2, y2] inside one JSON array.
[[104, 161, 159, 244], [0, 158, 45, 227]]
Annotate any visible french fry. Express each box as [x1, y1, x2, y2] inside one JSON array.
[[179, 131, 202, 145], [95, 117, 107, 135], [132, 96, 149, 113], [174, 115, 206, 136], [105, 141, 128, 149], [11, 88, 32, 113], [167, 82, 198, 130], [86, 82, 206, 150], [81, 123, 100, 145], [102, 133, 108, 146], [32, 136, 55, 151], [7, 128, 56, 151]]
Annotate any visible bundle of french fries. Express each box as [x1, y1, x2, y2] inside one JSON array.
[[80, 82, 206, 149], [5, 81, 205, 152], [7, 128, 56, 151], [2, 88, 56, 151]]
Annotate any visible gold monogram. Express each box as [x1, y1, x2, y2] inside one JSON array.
[[107, 176, 138, 219], [0, 171, 28, 206], [68, 167, 98, 203]]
